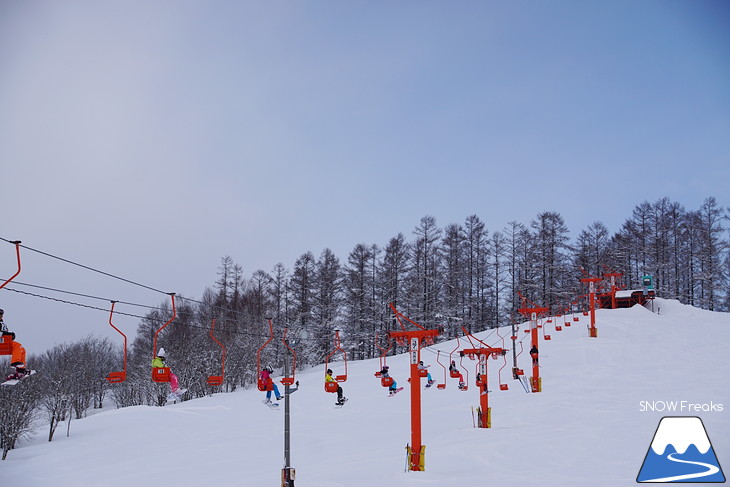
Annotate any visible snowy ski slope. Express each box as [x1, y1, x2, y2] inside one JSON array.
[[0, 298, 728, 486]]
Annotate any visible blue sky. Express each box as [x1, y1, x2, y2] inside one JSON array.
[[1, 0, 728, 354]]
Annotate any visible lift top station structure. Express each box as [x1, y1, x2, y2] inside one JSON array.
[[388, 303, 441, 472], [517, 292, 549, 393]]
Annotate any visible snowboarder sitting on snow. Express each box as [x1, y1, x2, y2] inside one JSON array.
[[260, 366, 283, 403], [418, 360, 434, 387], [380, 365, 399, 395], [325, 368, 346, 405], [152, 348, 182, 396], [449, 360, 466, 390]]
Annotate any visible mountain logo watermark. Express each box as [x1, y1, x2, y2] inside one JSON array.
[[637, 416, 725, 483]]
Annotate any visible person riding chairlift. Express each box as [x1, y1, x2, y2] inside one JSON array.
[[260, 366, 283, 403], [325, 368, 346, 405], [380, 365, 399, 395], [2, 309, 32, 381], [449, 360, 466, 390], [418, 361, 435, 387], [152, 348, 182, 396]]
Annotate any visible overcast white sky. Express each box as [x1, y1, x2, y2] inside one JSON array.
[[1, 1, 728, 355]]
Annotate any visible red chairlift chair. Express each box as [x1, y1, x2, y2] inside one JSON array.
[[256, 319, 275, 392], [207, 318, 226, 387], [279, 327, 297, 387], [324, 329, 347, 393], [105, 301, 127, 383], [0, 241, 22, 356], [151, 293, 177, 383]]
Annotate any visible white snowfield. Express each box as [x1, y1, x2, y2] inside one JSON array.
[[1, 298, 728, 487]]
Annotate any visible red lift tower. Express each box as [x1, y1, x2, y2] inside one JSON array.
[[580, 273, 602, 338], [388, 303, 441, 472], [460, 327, 507, 428], [517, 293, 549, 393]]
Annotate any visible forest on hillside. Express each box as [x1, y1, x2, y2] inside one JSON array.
[[2, 196, 728, 456], [122, 195, 730, 400]]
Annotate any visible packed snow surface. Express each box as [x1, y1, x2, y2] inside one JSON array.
[[1, 299, 728, 486]]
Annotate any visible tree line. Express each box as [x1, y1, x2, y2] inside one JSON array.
[[1, 196, 727, 458]]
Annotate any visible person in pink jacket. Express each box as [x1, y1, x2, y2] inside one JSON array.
[[260, 366, 282, 404]]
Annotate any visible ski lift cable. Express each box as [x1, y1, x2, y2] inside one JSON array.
[[0, 236, 168, 295], [1, 285, 321, 343], [9, 280, 163, 310]]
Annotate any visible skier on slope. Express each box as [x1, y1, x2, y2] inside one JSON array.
[[260, 366, 283, 404], [325, 368, 347, 405], [152, 348, 183, 397]]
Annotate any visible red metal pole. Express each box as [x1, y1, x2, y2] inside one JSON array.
[[0, 241, 22, 292], [479, 354, 489, 427], [152, 293, 176, 359], [409, 336, 422, 471], [580, 277, 601, 338], [530, 312, 540, 392]]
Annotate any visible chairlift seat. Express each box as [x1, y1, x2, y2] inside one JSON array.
[[207, 375, 223, 386], [374, 371, 382, 378], [0, 334, 13, 355], [381, 376, 394, 388], [544, 335, 552, 340], [335, 374, 347, 382], [152, 367, 171, 383], [325, 381, 339, 393], [555, 326, 562, 331], [449, 370, 461, 379], [516, 368, 524, 375], [106, 371, 126, 383], [258, 378, 274, 392], [418, 369, 429, 378], [500, 384, 509, 391], [437, 384, 446, 390], [281, 377, 296, 386]]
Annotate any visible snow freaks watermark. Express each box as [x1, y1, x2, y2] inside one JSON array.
[[636, 416, 726, 483], [639, 400, 724, 413]]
